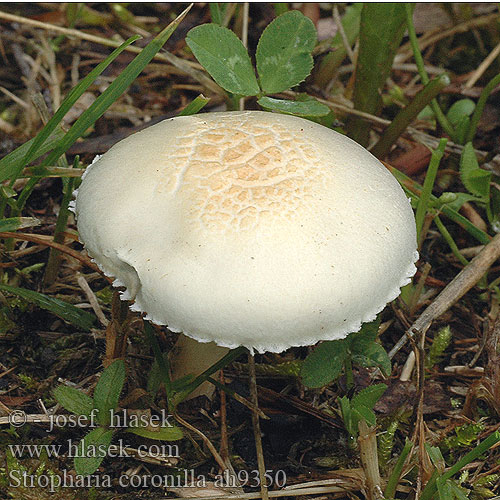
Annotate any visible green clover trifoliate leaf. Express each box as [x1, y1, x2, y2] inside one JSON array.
[[257, 96, 330, 116], [256, 10, 317, 94], [186, 24, 260, 96]]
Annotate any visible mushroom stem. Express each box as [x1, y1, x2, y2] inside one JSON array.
[[169, 334, 230, 400]]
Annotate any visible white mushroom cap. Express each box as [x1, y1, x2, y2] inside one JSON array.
[[74, 111, 418, 353]]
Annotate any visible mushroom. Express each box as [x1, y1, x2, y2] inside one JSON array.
[[74, 111, 418, 379]]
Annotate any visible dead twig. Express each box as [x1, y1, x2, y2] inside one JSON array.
[[389, 233, 500, 359], [248, 352, 269, 500], [0, 231, 105, 277]]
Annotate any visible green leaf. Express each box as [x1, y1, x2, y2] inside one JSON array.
[[53, 385, 94, 417], [346, 3, 408, 146], [460, 142, 491, 201], [93, 359, 126, 426], [0, 284, 95, 330], [352, 404, 376, 427], [127, 425, 183, 441], [301, 339, 349, 388], [339, 396, 356, 438], [436, 478, 454, 500], [257, 96, 330, 116], [186, 24, 260, 96], [426, 444, 446, 469], [74, 427, 113, 476], [351, 383, 387, 412], [352, 343, 392, 377], [446, 99, 475, 127], [147, 352, 174, 396], [447, 99, 475, 144], [0, 217, 40, 232], [349, 318, 380, 348], [256, 10, 317, 94]]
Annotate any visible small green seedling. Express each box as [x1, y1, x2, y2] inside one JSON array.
[[53, 359, 182, 476], [339, 383, 387, 449]]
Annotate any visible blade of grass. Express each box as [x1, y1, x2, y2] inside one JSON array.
[[15, 4, 192, 213], [415, 138, 448, 246], [178, 94, 210, 116], [0, 283, 95, 330], [346, 3, 408, 146], [420, 431, 500, 500], [371, 75, 450, 159], [0, 127, 65, 184], [404, 3, 456, 140], [384, 438, 413, 499], [314, 3, 362, 89], [16, 35, 141, 182], [0, 217, 40, 232]]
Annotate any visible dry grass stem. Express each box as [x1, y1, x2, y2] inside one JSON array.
[[389, 233, 500, 359]]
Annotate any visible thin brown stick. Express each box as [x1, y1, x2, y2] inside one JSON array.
[[389, 233, 500, 359], [465, 40, 500, 89], [219, 369, 229, 463], [248, 352, 269, 500], [174, 412, 228, 473], [0, 231, 104, 276]]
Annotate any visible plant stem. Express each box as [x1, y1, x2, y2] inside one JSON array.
[[143, 321, 173, 402], [465, 72, 500, 143], [344, 354, 354, 390], [371, 75, 450, 159], [433, 215, 469, 266], [248, 352, 269, 500], [414, 138, 448, 246], [405, 3, 456, 140], [386, 163, 490, 245]]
